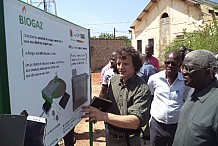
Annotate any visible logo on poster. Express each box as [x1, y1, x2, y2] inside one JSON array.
[[19, 6, 43, 30]]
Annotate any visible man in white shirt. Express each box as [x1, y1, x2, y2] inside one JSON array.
[[147, 51, 191, 146], [99, 54, 118, 98], [100, 52, 116, 84]]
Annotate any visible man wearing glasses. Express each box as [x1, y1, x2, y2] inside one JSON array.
[[173, 50, 218, 146], [147, 51, 191, 146]]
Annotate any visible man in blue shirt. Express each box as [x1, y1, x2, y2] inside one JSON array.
[[138, 54, 158, 83]]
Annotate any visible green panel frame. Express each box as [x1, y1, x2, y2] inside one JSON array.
[[0, 0, 11, 114]]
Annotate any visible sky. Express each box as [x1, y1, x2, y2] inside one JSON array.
[[25, 0, 218, 38], [28, 0, 150, 38]]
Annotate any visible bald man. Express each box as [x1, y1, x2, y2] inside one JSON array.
[[173, 50, 218, 146]]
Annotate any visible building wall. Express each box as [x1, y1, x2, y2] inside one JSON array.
[[90, 39, 126, 71], [131, 0, 217, 61]]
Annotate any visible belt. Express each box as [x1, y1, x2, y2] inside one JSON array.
[[109, 131, 139, 139], [109, 132, 125, 139], [107, 123, 141, 134], [152, 117, 178, 126]]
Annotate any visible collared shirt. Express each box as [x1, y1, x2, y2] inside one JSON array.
[[100, 62, 111, 84], [148, 71, 191, 124], [107, 74, 150, 128], [148, 56, 160, 71], [138, 62, 158, 83], [173, 80, 218, 146], [102, 68, 114, 86]]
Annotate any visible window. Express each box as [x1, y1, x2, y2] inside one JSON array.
[[148, 39, 154, 55], [137, 40, 142, 53], [161, 13, 169, 18]]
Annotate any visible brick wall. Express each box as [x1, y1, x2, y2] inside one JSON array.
[[90, 38, 127, 71]]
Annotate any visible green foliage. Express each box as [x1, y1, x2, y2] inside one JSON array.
[[116, 35, 128, 40], [213, 5, 218, 10], [122, 39, 131, 46], [165, 23, 218, 56], [91, 36, 97, 39], [99, 33, 114, 39], [116, 36, 131, 46], [97, 33, 131, 46]]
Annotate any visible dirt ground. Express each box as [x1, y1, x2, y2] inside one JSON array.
[[58, 72, 104, 146], [74, 72, 105, 146], [59, 72, 150, 146]]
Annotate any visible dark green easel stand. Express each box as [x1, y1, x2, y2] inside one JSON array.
[[89, 122, 93, 146]]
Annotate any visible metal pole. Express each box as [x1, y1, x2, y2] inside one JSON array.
[[53, 0, 57, 15], [27, 0, 32, 4], [89, 122, 93, 146], [113, 28, 115, 39], [43, 0, 47, 12]]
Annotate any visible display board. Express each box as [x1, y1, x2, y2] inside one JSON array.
[[0, 0, 91, 145]]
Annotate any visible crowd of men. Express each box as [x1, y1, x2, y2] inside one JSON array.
[[82, 45, 218, 146]]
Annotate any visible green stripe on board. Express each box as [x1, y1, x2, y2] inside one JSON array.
[[0, 0, 11, 114]]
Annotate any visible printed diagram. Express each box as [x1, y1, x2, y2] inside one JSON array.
[[19, 70, 89, 121], [71, 69, 89, 111], [40, 74, 70, 119]]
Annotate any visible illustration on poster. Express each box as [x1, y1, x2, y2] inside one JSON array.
[[0, 0, 91, 145], [71, 69, 89, 111], [69, 28, 85, 43], [40, 74, 68, 118]]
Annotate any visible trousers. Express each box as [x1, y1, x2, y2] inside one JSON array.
[[150, 117, 177, 146], [106, 131, 141, 146]]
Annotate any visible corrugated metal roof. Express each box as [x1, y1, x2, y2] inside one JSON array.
[[130, 0, 218, 29], [192, 0, 218, 7]]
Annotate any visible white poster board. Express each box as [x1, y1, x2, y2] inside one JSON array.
[[3, 0, 91, 145]]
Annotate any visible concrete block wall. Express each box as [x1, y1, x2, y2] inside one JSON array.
[[90, 38, 127, 71]]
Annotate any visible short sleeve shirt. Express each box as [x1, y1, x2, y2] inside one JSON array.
[[107, 74, 150, 127], [148, 56, 160, 71], [147, 71, 191, 124], [100, 62, 111, 84], [102, 68, 114, 86], [173, 80, 218, 146], [138, 62, 158, 83]]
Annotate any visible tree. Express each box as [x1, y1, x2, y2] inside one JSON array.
[[116, 36, 131, 46], [165, 22, 218, 55], [98, 33, 114, 39], [97, 33, 131, 46]]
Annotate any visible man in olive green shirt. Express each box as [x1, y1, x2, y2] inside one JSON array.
[[173, 50, 218, 146], [82, 47, 150, 146]]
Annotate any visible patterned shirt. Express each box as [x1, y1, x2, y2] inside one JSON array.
[[106, 74, 150, 129]]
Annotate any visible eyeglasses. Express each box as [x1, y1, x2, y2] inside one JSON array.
[[164, 61, 180, 66], [181, 65, 207, 74]]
